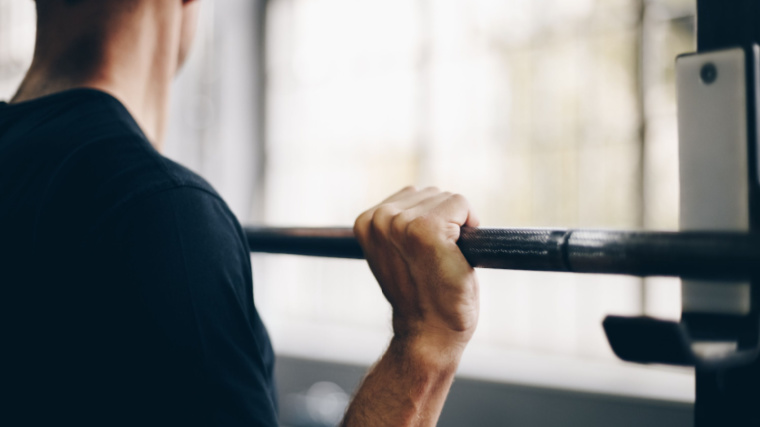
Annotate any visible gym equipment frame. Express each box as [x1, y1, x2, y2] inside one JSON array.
[[245, 1, 760, 425]]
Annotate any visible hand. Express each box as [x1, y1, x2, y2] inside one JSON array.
[[354, 186, 481, 350]]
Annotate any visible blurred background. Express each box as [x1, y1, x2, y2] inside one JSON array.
[[1, 0, 697, 425]]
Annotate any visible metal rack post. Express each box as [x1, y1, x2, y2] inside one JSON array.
[[688, 1, 760, 425]]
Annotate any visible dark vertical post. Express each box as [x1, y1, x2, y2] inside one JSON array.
[[697, 0, 760, 52], [694, 1, 760, 426]]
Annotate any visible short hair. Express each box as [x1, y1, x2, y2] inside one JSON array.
[[35, 0, 86, 16], [36, 0, 85, 5]]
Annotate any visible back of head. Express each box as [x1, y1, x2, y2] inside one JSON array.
[[32, 0, 197, 72], [16, 0, 200, 122], [34, 0, 135, 24]]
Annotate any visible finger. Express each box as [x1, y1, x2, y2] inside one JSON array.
[[400, 191, 452, 217], [380, 186, 443, 209], [428, 193, 476, 228], [380, 186, 418, 204], [357, 187, 417, 225], [464, 208, 480, 228], [387, 191, 468, 238], [399, 190, 470, 220], [367, 191, 444, 243], [383, 192, 456, 253], [355, 187, 419, 241]]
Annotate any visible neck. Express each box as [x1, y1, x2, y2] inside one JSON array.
[[11, 2, 183, 149]]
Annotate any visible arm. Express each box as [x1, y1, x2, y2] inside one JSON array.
[[343, 186, 480, 426], [110, 187, 278, 426]]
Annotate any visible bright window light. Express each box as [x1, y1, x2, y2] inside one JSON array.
[[257, 0, 694, 401]]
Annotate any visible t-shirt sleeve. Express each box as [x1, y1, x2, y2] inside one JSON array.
[[103, 186, 278, 426]]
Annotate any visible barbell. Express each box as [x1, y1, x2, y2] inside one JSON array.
[[244, 226, 760, 280]]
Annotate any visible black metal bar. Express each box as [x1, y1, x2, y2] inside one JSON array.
[[245, 227, 364, 260], [245, 226, 760, 279], [693, 4, 760, 426]]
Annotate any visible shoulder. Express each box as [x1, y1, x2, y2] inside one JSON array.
[[66, 133, 219, 209], [40, 89, 217, 196], [62, 139, 241, 248], [27, 89, 222, 224], [106, 184, 248, 269], [14, 91, 242, 255]]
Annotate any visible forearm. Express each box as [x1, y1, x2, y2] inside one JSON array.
[[347, 186, 480, 426], [341, 334, 464, 427]]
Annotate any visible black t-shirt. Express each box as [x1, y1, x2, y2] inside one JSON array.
[[0, 89, 278, 426]]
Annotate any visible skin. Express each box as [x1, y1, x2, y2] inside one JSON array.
[[12, 2, 481, 425], [347, 186, 480, 426], [12, 0, 200, 148]]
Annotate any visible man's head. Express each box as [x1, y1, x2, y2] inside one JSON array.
[[14, 0, 202, 143], [33, 0, 201, 77]]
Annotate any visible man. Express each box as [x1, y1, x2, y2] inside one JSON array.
[[0, 0, 481, 425]]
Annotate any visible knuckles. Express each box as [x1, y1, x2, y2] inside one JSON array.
[[354, 188, 470, 248], [371, 205, 401, 239], [353, 210, 373, 244], [373, 204, 400, 223], [389, 211, 407, 240], [389, 210, 416, 243], [448, 193, 465, 204], [405, 215, 440, 246]]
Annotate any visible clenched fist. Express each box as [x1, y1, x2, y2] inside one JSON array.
[[354, 186, 481, 349]]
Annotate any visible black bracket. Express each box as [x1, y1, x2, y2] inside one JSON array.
[[604, 314, 760, 425], [603, 316, 696, 366]]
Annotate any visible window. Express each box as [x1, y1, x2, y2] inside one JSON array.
[[0, 1, 36, 98], [257, 0, 695, 401]]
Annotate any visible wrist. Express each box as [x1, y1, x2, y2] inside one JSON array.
[[389, 331, 466, 374], [392, 316, 475, 351], [341, 328, 466, 426]]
